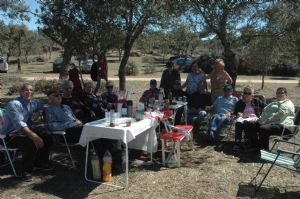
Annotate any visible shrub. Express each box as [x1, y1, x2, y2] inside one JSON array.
[[144, 64, 156, 74], [129, 52, 141, 57], [126, 61, 139, 76], [35, 56, 46, 62], [34, 79, 61, 94], [7, 84, 20, 96]]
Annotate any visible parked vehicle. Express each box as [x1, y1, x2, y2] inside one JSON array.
[[53, 58, 64, 73], [0, 57, 8, 73], [82, 59, 97, 73], [169, 56, 193, 71]]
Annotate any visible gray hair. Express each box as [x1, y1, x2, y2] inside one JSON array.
[[62, 80, 74, 88], [19, 82, 33, 92]]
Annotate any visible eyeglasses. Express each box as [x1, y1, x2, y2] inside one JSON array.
[[106, 86, 113, 89], [276, 91, 286, 94], [243, 92, 252, 95]]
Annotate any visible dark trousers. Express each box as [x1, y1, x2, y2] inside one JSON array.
[[258, 123, 288, 150], [5, 133, 53, 173], [241, 122, 292, 150], [174, 106, 184, 125], [64, 126, 83, 144], [235, 121, 260, 144]]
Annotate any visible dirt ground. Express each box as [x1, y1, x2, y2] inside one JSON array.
[[1, 129, 299, 199], [0, 55, 300, 198]]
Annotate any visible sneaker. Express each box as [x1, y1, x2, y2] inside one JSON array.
[[21, 172, 33, 182], [34, 163, 54, 171]]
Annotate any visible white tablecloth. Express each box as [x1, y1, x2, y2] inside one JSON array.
[[79, 117, 158, 152]]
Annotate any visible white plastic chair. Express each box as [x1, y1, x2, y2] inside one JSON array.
[[51, 131, 77, 168], [0, 134, 20, 177]]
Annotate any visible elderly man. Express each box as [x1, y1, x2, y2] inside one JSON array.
[[61, 80, 96, 123], [45, 89, 83, 144], [206, 84, 238, 142], [0, 83, 53, 181]]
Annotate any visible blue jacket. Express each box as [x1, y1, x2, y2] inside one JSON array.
[[44, 104, 77, 131], [0, 97, 44, 135]]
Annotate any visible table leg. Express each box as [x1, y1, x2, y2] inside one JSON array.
[[125, 142, 128, 186]]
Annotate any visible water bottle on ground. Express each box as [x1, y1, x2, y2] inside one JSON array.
[[91, 151, 101, 180]]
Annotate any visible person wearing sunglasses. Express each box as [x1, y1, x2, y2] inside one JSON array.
[[243, 87, 295, 151], [101, 81, 118, 110], [44, 88, 83, 144], [233, 86, 265, 151], [206, 83, 238, 143]]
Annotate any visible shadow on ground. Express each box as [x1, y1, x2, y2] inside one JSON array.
[[237, 182, 300, 199]]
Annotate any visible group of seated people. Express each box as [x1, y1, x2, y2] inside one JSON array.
[[0, 81, 119, 181], [0, 60, 296, 181], [140, 73, 296, 153]]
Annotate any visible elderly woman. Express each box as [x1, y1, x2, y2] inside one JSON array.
[[45, 89, 83, 144], [209, 58, 232, 102], [181, 61, 207, 97], [61, 80, 96, 123], [233, 86, 265, 151], [246, 87, 295, 150], [80, 81, 106, 119], [257, 87, 295, 150]]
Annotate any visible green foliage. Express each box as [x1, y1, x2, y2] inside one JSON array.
[[125, 61, 139, 76], [144, 64, 156, 74], [34, 79, 61, 94]]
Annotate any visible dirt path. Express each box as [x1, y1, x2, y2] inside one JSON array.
[[23, 75, 299, 84]]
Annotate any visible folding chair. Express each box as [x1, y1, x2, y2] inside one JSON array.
[[51, 131, 76, 168], [250, 139, 300, 192], [160, 109, 193, 167], [0, 134, 20, 177], [280, 109, 300, 144]]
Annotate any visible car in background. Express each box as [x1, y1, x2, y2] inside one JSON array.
[[0, 57, 8, 73], [170, 56, 193, 71], [82, 59, 97, 73], [53, 58, 64, 73]]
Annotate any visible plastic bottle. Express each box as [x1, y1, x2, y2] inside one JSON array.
[[158, 88, 164, 102], [136, 102, 144, 121], [91, 151, 101, 180], [126, 100, 133, 117], [102, 150, 112, 182]]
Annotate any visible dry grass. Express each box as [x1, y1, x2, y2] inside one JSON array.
[[0, 52, 300, 199]]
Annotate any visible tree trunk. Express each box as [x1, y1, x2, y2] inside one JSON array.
[[119, 47, 131, 91], [17, 38, 21, 71], [261, 73, 265, 89], [223, 47, 238, 89], [118, 48, 122, 61], [59, 47, 73, 80]]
